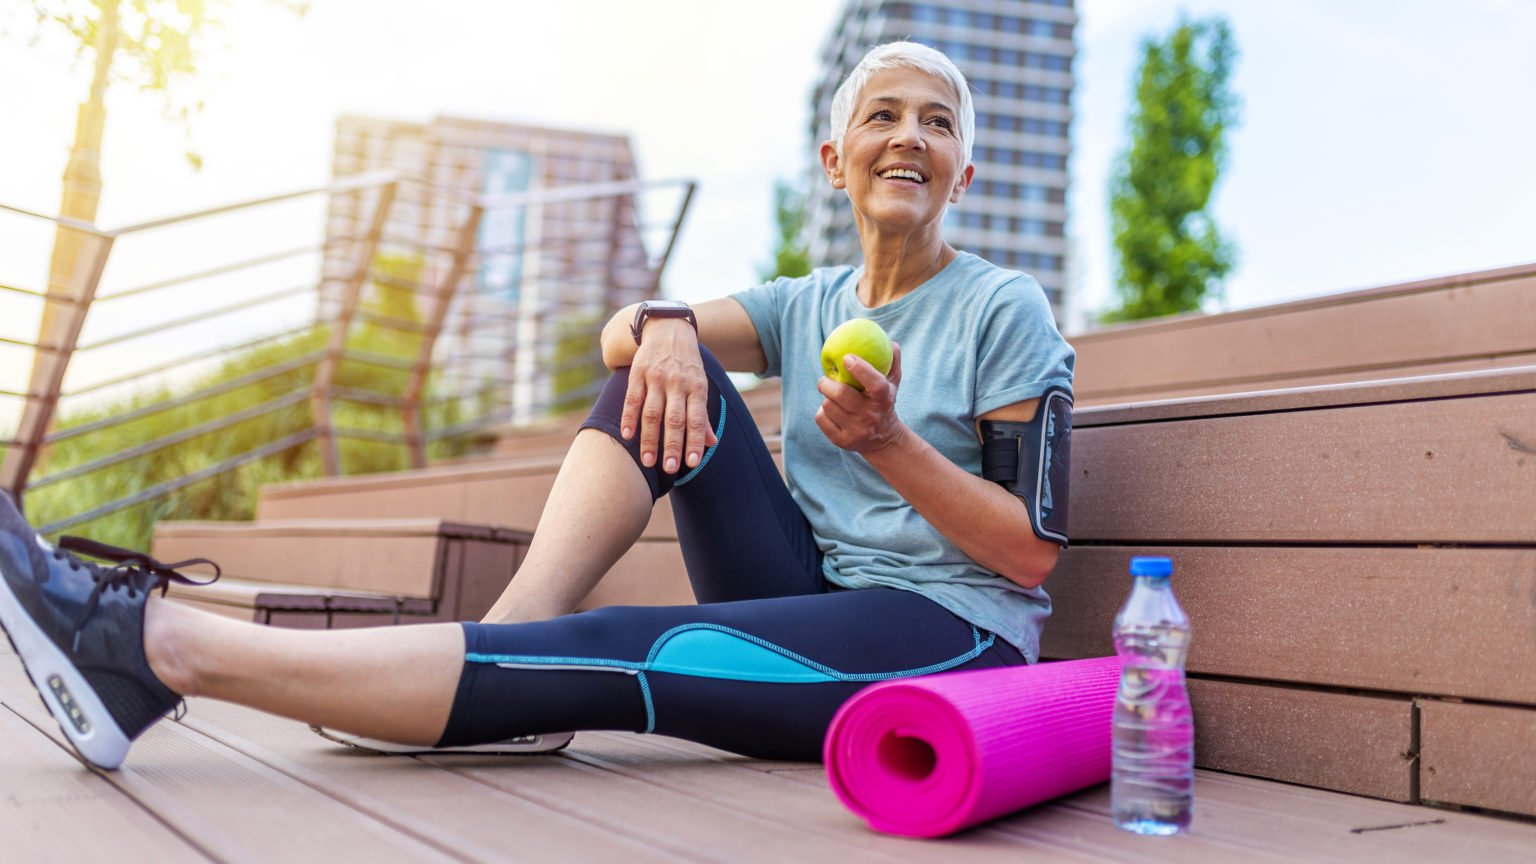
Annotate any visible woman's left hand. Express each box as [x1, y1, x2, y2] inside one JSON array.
[[815, 342, 908, 454]]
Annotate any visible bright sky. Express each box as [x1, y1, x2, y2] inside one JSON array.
[[2, 0, 1533, 338]]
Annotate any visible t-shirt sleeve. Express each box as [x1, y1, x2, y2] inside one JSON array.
[[974, 275, 1077, 417], [729, 278, 791, 379]]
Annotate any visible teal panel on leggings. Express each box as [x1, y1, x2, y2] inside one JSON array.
[[648, 628, 838, 683]]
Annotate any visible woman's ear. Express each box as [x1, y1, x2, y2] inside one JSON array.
[[949, 163, 975, 203], [819, 140, 845, 189]]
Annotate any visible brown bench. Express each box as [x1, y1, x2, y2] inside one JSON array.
[[156, 519, 533, 627], [1070, 262, 1536, 405], [1044, 365, 1536, 818]]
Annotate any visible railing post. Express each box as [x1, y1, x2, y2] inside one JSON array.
[[310, 180, 396, 476], [652, 181, 696, 295], [0, 230, 114, 511], [402, 202, 484, 469]]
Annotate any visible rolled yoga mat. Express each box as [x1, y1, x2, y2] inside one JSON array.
[[824, 655, 1121, 837]]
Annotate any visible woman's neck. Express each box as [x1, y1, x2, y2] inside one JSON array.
[[857, 229, 957, 308]]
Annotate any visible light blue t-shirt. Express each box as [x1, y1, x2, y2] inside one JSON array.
[[730, 252, 1075, 661]]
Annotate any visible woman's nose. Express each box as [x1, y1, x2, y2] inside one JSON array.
[[889, 116, 926, 149]]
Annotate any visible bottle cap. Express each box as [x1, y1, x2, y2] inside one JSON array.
[[1129, 556, 1173, 577]]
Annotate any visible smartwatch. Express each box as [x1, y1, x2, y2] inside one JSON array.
[[630, 300, 698, 345]]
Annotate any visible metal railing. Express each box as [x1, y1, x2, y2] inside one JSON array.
[[0, 171, 695, 537]]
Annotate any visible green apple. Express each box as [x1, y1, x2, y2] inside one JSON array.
[[821, 318, 893, 391]]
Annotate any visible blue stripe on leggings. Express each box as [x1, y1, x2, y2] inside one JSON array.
[[673, 395, 727, 487], [637, 671, 656, 733], [464, 622, 994, 685]]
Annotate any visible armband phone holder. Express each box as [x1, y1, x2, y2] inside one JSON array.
[[979, 386, 1072, 546]]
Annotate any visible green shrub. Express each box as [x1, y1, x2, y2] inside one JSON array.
[[22, 254, 489, 550]]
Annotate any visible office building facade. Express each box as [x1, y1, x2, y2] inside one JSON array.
[[323, 115, 662, 420], [804, 0, 1076, 317]]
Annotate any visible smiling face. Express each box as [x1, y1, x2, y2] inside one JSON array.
[[821, 66, 974, 239]]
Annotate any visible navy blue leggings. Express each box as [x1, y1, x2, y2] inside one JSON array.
[[438, 348, 1026, 760]]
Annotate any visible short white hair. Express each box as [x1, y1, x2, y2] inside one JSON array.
[[829, 41, 976, 167]]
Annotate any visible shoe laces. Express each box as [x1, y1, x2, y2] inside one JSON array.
[[53, 536, 221, 653]]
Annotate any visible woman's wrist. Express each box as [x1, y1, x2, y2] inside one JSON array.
[[601, 304, 643, 369], [638, 317, 699, 348], [858, 418, 916, 463]]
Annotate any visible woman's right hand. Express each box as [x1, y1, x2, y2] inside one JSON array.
[[621, 319, 718, 474]]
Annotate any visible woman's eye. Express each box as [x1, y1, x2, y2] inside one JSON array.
[[929, 116, 954, 130], [869, 110, 894, 122]]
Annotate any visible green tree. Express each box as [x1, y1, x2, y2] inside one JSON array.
[[759, 179, 812, 282], [1105, 16, 1240, 323], [16, 0, 307, 414]]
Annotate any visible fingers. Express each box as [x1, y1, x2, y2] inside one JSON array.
[[661, 378, 688, 474], [842, 354, 888, 394], [621, 374, 645, 441], [685, 379, 712, 468], [627, 361, 715, 474], [814, 403, 844, 444], [826, 355, 896, 408], [817, 392, 858, 429], [888, 342, 902, 386], [637, 369, 666, 468]]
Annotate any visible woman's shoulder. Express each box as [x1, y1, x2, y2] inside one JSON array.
[[760, 264, 859, 302], [950, 253, 1050, 307], [953, 252, 1039, 289]]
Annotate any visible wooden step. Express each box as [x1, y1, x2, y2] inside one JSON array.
[[1069, 261, 1536, 406], [1419, 700, 1536, 816], [165, 575, 440, 628], [576, 538, 695, 610], [1045, 364, 1536, 816], [489, 414, 589, 461], [258, 456, 584, 527], [1070, 368, 1536, 545], [1043, 547, 1536, 705], [153, 518, 532, 621], [257, 435, 785, 539], [157, 515, 694, 620]]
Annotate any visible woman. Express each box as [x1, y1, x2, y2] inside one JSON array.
[[0, 41, 1074, 771]]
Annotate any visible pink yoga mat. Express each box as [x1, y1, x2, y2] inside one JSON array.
[[824, 656, 1121, 837]]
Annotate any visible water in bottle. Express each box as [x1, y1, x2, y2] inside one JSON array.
[[1111, 555, 1194, 835]]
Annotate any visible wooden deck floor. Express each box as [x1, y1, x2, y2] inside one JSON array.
[[3, 646, 1533, 863]]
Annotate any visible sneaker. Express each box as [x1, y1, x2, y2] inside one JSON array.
[[0, 492, 218, 770], [311, 724, 574, 755]]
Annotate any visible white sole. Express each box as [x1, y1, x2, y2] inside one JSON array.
[[311, 724, 573, 755], [0, 569, 132, 770]]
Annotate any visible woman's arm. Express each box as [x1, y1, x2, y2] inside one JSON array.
[[600, 297, 766, 373], [814, 350, 1060, 589], [598, 298, 766, 475]]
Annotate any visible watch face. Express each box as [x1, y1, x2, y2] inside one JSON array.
[[632, 300, 695, 344]]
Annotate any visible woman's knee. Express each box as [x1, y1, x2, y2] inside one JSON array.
[[577, 349, 737, 500]]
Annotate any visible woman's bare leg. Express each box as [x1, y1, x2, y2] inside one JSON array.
[[127, 429, 649, 746], [143, 597, 464, 746], [481, 428, 651, 624]]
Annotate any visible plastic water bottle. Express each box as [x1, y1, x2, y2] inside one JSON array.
[[1111, 556, 1194, 835]]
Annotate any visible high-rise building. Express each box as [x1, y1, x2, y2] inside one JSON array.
[[323, 115, 688, 421], [804, 1, 1076, 318]]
